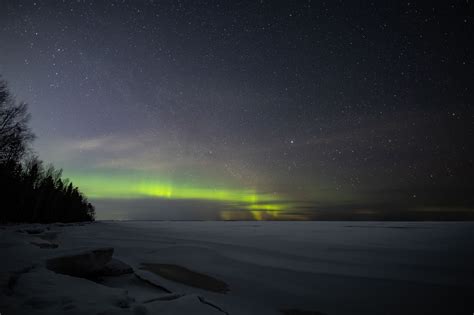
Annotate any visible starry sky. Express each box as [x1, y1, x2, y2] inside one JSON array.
[[1, 1, 473, 220]]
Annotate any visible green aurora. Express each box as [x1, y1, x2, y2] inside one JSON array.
[[65, 172, 295, 219]]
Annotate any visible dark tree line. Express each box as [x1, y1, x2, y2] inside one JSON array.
[[0, 77, 94, 223]]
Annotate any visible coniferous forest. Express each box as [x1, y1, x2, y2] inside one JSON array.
[[0, 77, 94, 223]]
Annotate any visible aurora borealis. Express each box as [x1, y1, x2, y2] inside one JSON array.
[[1, 1, 473, 220], [67, 171, 292, 218]]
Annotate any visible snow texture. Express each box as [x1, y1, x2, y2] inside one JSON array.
[[1, 221, 473, 314]]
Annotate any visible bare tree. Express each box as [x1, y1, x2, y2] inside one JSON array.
[[0, 78, 35, 163]]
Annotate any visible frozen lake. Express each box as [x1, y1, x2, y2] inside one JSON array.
[[2, 221, 474, 314]]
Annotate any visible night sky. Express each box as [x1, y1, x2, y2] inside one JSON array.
[[1, 1, 473, 220]]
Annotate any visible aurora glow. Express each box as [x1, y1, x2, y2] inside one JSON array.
[[66, 172, 294, 217]]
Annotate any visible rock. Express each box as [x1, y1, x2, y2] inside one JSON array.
[[101, 258, 133, 276], [46, 248, 114, 277]]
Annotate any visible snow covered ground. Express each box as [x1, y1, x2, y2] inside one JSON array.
[[1, 221, 473, 315]]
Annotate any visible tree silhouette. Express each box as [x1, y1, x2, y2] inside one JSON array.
[[0, 79, 34, 163], [0, 77, 95, 223]]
